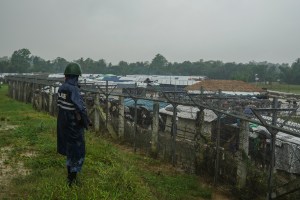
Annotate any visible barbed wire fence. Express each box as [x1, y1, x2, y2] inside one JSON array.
[[4, 75, 300, 200]]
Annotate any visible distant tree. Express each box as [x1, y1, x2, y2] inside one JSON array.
[[79, 58, 96, 73], [290, 58, 300, 84], [222, 62, 238, 79], [95, 59, 107, 73], [0, 60, 10, 73], [205, 60, 224, 79], [10, 48, 31, 73], [53, 57, 68, 73], [150, 54, 168, 68], [279, 64, 292, 84], [118, 61, 129, 75], [3, 48, 300, 84], [149, 54, 168, 74], [277, 59, 300, 84], [264, 65, 279, 83], [32, 56, 52, 72]]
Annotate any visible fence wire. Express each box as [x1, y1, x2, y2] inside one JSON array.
[[5, 75, 300, 199]]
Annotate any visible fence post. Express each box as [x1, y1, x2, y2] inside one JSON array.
[[133, 98, 138, 152], [26, 83, 29, 102], [237, 120, 249, 188], [31, 79, 36, 104], [22, 82, 25, 102], [19, 81, 23, 101], [267, 97, 279, 199], [23, 82, 27, 102], [7, 81, 11, 97], [151, 102, 159, 157], [105, 80, 109, 129], [214, 89, 222, 185], [18, 81, 21, 100], [171, 104, 178, 166], [13, 80, 16, 99], [12, 81, 15, 99], [38, 85, 43, 111], [26, 82, 30, 103], [16, 81, 20, 100], [118, 96, 124, 139], [195, 108, 205, 174], [49, 85, 53, 114], [94, 93, 100, 132], [13, 81, 16, 98]]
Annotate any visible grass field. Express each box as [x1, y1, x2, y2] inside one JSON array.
[[0, 85, 212, 200], [256, 82, 300, 94]]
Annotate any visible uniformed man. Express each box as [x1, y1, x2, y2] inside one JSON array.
[[57, 63, 90, 186]]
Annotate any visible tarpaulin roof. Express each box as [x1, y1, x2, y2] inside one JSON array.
[[124, 98, 168, 111]]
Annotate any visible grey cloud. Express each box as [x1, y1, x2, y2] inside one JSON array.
[[0, 0, 299, 64]]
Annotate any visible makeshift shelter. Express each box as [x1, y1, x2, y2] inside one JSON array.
[[250, 124, 300, 174], [159, 105, 217, 141]]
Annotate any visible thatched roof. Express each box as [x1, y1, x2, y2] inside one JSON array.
[[185, 80, 264, 92]]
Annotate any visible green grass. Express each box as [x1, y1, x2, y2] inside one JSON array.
[[256, 82, 300, 94], [0, 84, 212, 200]]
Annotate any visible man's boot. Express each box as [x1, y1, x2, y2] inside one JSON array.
[[68, 172, 77, 187], [67, 166, 77, 187]]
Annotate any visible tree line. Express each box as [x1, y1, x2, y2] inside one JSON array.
[[1, 48, 300, 84]]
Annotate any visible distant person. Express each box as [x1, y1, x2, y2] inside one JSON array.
[[293, 100, 297, 108], [57, 63, 91, 186]]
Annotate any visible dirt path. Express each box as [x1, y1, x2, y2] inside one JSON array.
[[0, 146, 15, 198], [0, 123, 32, 199]]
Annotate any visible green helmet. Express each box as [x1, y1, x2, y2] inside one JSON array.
[[64, 63, 82, 76]]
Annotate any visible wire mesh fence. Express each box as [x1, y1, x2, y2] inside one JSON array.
[[4, 74, 300, 199]]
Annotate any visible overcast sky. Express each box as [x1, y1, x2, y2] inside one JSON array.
[[0, 0, 299, 65]]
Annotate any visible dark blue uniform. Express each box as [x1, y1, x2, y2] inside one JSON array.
[[57, 76, 89, 173]]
